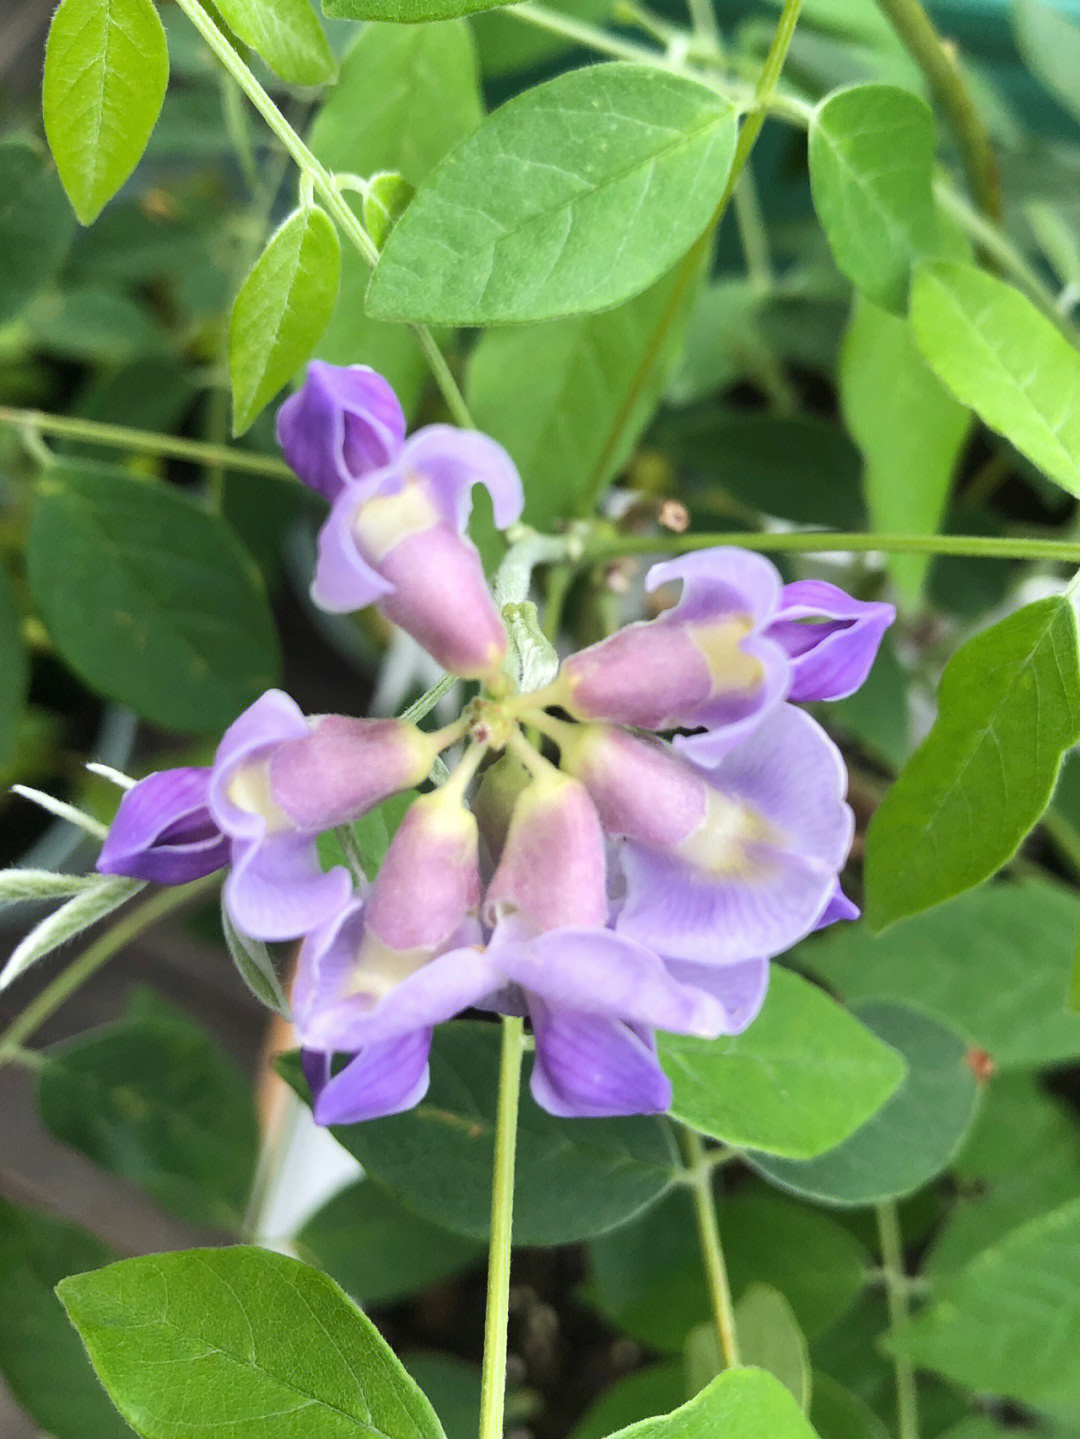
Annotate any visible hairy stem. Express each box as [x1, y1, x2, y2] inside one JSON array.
[[169, 0, 475, 430], [877, 1200, 920, 1439], [478, 1015, 526, 1439], [581, 529, 1080, 565], [873, 0, 1000, 221], [0, 875, 221, 1065], [680, 1126, 740, 1366]]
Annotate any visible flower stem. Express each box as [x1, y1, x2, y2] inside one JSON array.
[[873, 0, 1000, 221], [0, 874, 221, 1066], [877, 1200, 920, 1439], [580, 529, 1080, 565], [679, 1125, 741, 1368], [478, 1014, 526, 1439], [168, 0, 475, 431]]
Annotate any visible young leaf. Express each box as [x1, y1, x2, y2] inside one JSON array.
[[0, 557, 27, 767], [658, 969, 907, 1158], [229, 206, 341, 435], [603, 1366, 818, 1439], [278, 1021, 679, 1245], [0, 139, 76, 325], [57, 1247, 447, 1439], [809, 85, 939, 312], [467, 258, 701, 529], [28, 461, 282, 733], [0, 869, 101, 910], [864, 597, 1080, 929], [0, 1197, 129, 1439], [840, 298, 971, 607], [748, 1003, 981, 1206], [0, 877, 142, 992], [213, 0, 335, 86], [889, 1198, 1080, 1411], [43, 0, 168, 224], [37, 991, 259, 1229], [367, 64, 737, 325], [910, 261, 1080, 498], [324, 0, 526, 23], [221, 904, 291, 1017], [802, 879, 1080, 1069]]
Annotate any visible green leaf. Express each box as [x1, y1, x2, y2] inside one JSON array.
[[910, 261, 1080, 498], [659, 969, 906, 1158], [1015, 0, 1080, 129], [37, 991, 259, 1229], [278, 1022, 679, 1245], [802, 879, 1080, 1069], [325, 0, 519, 23], [298, 1180, 483, 1307], [587, 1183, 869, 1352], [569, 1365, 685, 1439], [472, 0, 612, 78], [468, 258, 701, 529], [27, 461, 281, 733], [57, 1246, 446, 1439], [221, 904, 292, 1017], [889, 1197, 1080, 1411], [0, 139, 76, 324], [28, 285, 169, 365], [43, 0, 168, 224], [864, 598, 1080, 928], [808, 85, 939, 311], [0, 1197, 129, 1439], [368, 64, 736, 325], [602, 1366, 818, 1439], [725, 1286, 811, 1409], [840, 297, 971, 606], [749, 1003, 981, 1206], [0, 558, 27, 768], [213, 0, 335, 86], [401, 1356, 482, 1439], [318, 790, 417, 879], [309, 21, 482, 186], [809, 1374, 891, 1439], [230, 206, 341, 435]]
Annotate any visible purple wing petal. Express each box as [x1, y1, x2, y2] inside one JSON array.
[[310, 485, 396, 614], [224, 834, 353, 941], [529, 1003, 671, 1118], [399, 425, 524, 531], [662, 956, 770, 1035], [769, 581, 895, 702], [97, 768, 229, 883], [311, 1027, 433, 1125], [276, 362, 406, 502], [813, 883, 860, 929]]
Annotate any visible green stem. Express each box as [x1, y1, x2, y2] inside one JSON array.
[[873, 0, 1000, 221], [680, 1126, 740, 1367], [581, 529, 1080, 565], [0, 875, 220, 1065], [400, 673, 459, 725], [0, 406, 295, 480], [504, 1, 678, 66], [168, 0, 475, 431], [724, 0, 803, 204], [877, 1201, 920, 1439], [478, 1015, 525, 1439]]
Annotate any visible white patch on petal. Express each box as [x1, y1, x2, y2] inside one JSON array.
[[675, 787, 781, 878], [352, 476, 439, 562], [687, 616, 763, 697], [343, 932, 433, 1008], [226, 761, 293, 832]]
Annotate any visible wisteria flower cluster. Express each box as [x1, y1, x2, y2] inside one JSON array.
[[97, 362, 893, 1124]]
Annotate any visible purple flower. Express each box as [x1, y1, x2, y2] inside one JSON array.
[[96, 768, 229, 884], [769, 580, 896, 703], [276, 362, 406, 503]]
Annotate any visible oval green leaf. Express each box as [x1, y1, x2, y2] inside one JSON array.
[[658, 969, 907, 1158], [43, 0, 168, 224], [57, 1247, 446, 1439], [0, 139, 76, 324], [809, 84, 939, 312], [279, 1021, 679, 1245], [213, 0, 335, 86], [27, 461, 281, 733], [864, 596, 1080, 929], [604, 1366, 818, 1439], [230, 205, 341, 435], [910, 261, 1080, 498], [749, 1003, 981, 1206], [367, 63, 736, 325]]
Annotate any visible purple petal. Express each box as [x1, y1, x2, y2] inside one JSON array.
[[814, 883, 860, 930], [529, 1003, 671, 1118], [493, 926, 726, 1037], [673, 630, 791, 767], [768, 581, 895, 702], [662, 956, 770, 1034], [209, 690, 310, 839], [97, 768, 229, 884], [276, 362, 406, 502], [645, 547, 783, 625], [310, 484, 395, 614], [224, 833, 353, 941], [311, 1028, 433, 1125], [397, 425, 523, 531]]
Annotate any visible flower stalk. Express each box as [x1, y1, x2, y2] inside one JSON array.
[[877, 1200, 920, 1439], [680, 1125, 741, 1368]]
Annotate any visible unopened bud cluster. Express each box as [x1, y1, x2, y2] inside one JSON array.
[[98, 363, 893, 1121]]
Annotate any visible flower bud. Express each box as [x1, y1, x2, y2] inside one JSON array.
[[473, 750, 533, 862], [276, 362, 406, 503], [559, 725, 706, 849], [484, 773, 606, 932], [96, 767, 229, 884]]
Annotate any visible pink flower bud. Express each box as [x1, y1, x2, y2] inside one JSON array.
[[559, 725, 706, 849]]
